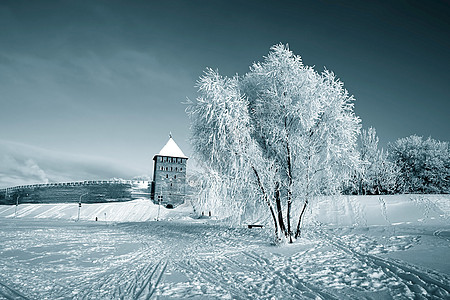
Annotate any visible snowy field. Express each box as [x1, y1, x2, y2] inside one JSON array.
[[0, 195, 449, 299]]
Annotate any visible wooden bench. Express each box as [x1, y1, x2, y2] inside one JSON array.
[[247, 224, 264, 229]]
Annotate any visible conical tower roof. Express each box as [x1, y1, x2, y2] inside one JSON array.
[[156, 136, 187, 159]]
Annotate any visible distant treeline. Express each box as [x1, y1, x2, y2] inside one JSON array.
[[343, 130, 449, 195]]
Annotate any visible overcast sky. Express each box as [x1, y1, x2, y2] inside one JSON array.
[[1, 0, 449, 187]]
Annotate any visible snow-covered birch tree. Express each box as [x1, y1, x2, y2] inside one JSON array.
[[187, 44, 361, 242]]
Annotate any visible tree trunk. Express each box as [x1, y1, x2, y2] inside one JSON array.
[[287, 193, 293, 243], [252, 166, 279, 237], [286, 160, 293, 243], [285, 117, 294, 243], [275, 182, 286, 236], [295, 151, 311, 239], [294, 198, 308, 238]]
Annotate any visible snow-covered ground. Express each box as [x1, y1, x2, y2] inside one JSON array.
[[0, 199, 194, 222], [0, 195, 449, 299]]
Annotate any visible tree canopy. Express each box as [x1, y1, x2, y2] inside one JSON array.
[[389, 135, 449, 194], [187, 44, 361, 242]]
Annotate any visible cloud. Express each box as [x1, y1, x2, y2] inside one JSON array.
[[22, 158, 49, 183], [0, 140, 142, 188], [0, 156, 49, 187]]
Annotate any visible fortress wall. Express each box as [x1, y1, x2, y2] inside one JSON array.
[[0, 181, 150, 205]]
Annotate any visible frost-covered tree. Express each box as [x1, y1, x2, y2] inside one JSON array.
[[186, 70, 280, 234], [354, 127, 400, 195], [388, 135, 450, 194], [374, 149, 402, 194], [187, 44, 361, 242], [241, 45, 360, 240]]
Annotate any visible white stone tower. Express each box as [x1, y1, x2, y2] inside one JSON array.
[[150, 135, 188, 207]]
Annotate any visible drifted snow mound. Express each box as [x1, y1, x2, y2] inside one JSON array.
[[304, 194, 450, 226], [0, 195, 448, 226], [0, 199, 195, 222]]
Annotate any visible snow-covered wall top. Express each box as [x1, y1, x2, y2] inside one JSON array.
[[0, 180, 148, 193]]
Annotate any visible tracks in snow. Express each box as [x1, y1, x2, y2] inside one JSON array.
[[2, 220, 449, 299], [318, 229, 450, 299], [240, 251, 345, 299], [434, 229, 450, 242], [76, 256, 167, 300], [176, 250, 348, 299], [0, 280, 30, 300]]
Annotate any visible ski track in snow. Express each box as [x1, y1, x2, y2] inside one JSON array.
[[0, 280, 30, 300], [0, 217, 449, 299], [73, 256, 168, 299], [434, 229, 450, 242]]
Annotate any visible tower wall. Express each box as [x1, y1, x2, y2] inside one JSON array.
[[151, 155, 187, 206]]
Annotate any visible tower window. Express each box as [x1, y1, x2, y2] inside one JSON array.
[[166, 174, 168, 178], [174, 175, 177, 179], [160, 157, 163, 162], [175, 167, 178, 171], [171, 167, 173, 171], [180, 168, 183, 171]]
